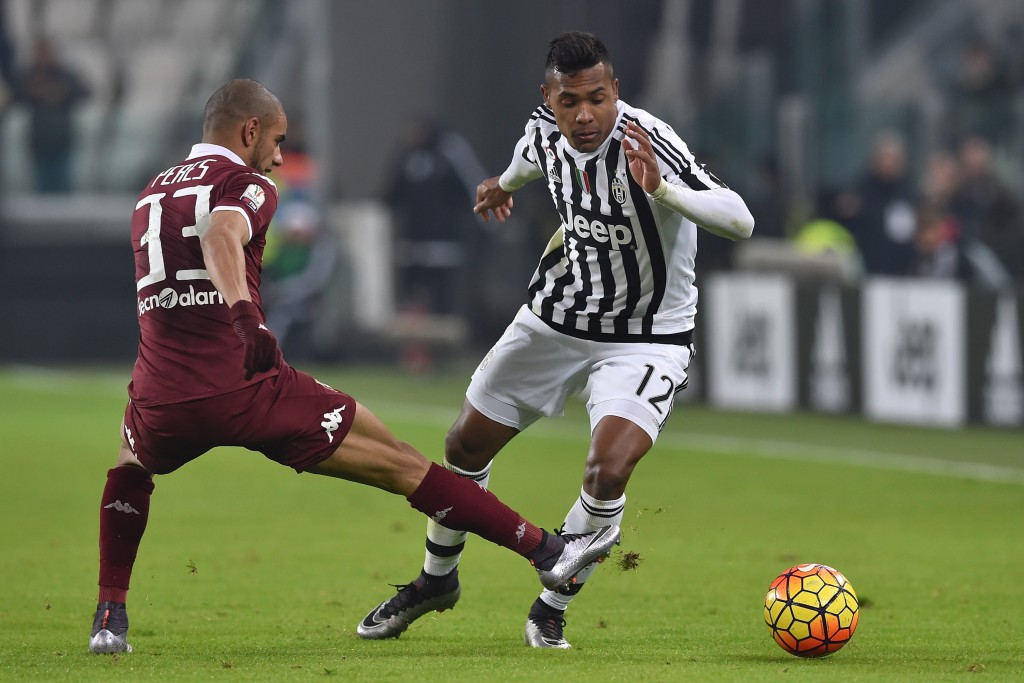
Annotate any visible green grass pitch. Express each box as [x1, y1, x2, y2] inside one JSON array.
[[1, 364, 1022, 682]]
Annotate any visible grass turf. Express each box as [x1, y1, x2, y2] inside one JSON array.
[[1, 364, 1022, 682]]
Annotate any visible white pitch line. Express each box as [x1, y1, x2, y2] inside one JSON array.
[[7, 368, 1023, 487], [2, 365, 127, 395], [657, 432, 1024, 485], [369, 400, 1024, 487]]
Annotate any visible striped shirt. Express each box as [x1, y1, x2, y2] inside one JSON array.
[[498, 100, 732, 344]]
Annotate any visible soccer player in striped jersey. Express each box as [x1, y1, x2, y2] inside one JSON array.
[[358, 32, 753, 648]]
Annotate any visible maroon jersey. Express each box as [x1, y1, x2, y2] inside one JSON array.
[[129, 143, 280, 406]]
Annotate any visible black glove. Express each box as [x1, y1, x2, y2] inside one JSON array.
[[229, 300, 279, 379]]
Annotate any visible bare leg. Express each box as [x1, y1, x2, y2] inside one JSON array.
[[308, 401, 546, 556]]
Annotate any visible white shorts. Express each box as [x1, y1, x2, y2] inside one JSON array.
[[466, 306, 694, 443]]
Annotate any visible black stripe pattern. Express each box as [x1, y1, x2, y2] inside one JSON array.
[[516, 100, 705, 345], [580, 495, 625, 519]]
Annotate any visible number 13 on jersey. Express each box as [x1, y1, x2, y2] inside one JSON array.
[[135, 185, 213, 291]]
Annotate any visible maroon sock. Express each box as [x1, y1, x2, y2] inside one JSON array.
[[98, 466, 154, 604], [408, 463, 543, 557]]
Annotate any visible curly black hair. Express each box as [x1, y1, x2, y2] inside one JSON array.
[[544, 32, 612, 76]]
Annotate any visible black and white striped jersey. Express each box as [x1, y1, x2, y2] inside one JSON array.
[[498, 100, 738, 345]]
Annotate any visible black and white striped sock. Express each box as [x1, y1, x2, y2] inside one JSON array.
[[539, 489, 625, 611]]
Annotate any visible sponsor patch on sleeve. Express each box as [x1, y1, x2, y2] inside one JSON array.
[[240, 183, 266, 212]]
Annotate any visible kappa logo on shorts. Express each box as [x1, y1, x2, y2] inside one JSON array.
[[321, 405, 347, 443], [314, 378, 336, 392], [104, 500, 140, 515], [431, 506, 454, 523]]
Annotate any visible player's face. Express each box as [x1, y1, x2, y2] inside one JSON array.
[[251, 111, 287, 175], [542, 63, 619, 153]]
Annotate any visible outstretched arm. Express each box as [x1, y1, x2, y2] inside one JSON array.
[[625, 121, 754, 241], [473, 176, 514, 223], [474, 134, 545, 223]]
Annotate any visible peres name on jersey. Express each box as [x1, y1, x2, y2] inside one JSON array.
[[150, 159, 215, 187]]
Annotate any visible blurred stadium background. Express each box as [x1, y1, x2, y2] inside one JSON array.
[[0, 0, 1022, 432]]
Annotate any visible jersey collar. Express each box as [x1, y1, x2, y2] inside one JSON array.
[[187, 143, 247, 167]]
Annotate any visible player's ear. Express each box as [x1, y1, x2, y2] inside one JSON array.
[[540, 83, 549, 107], [612, 78, 619, 101], [243, 118, 260, 147]]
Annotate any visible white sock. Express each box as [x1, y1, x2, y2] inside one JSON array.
[[539, 489, 625, 612], [422, 459, 492, 577]]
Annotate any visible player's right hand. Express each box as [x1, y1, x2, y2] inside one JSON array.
[[229, 300, 280, 380], [474, 176, 514, 223]]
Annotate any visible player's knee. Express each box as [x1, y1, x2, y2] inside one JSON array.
[[583, 457, 634, 499], [443, 428, 492, 472]]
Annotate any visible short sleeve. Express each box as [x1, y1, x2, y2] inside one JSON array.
[[213, 173, 280, 240]]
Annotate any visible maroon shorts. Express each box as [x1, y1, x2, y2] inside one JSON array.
[[123, 365, 357, 474]]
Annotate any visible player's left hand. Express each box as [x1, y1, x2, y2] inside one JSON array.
[[474, 176, 514, 223], [624, 121, 662, 194], [229, 300, 280, 379]]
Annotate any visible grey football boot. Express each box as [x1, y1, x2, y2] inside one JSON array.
[[357, 569, 461, 639], [89, 602, 132, 654], [524, 598, 571, 648], [357, 525, 618, 640], [534, 525, 620, 591]]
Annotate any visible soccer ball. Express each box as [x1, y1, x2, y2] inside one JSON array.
[[763, 563, 859, 657]]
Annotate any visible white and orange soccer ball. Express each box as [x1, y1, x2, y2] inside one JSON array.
[[763, 563, 859, 657]]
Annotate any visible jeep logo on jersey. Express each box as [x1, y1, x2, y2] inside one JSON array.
[[563, 205, 637, 250], [137, 285, 225, 316]]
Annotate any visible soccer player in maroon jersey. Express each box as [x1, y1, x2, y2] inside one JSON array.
[[89, 79, 620, 654]]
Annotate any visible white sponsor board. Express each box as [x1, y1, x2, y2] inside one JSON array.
[[706, 273, 796, 412], [983, 295, 1023, 426], [810, 286, 851, 413], [863, 278, 966, 427]]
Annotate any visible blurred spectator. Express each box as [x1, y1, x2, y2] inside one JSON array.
[[844, 129, 917, 276], [920, 149, 961, 211], [787, 188, 863, 283], [385, 117, 486, 317], [745, 157, 789, 239], [910, 202, 964, 280], [949, 135, 1024, 285], [0, 0, 14, 89], [13, 36, 89, 193], [944, 35, 1014, 147], [273, 117, 318, 196], [262, 199, 339, 352]]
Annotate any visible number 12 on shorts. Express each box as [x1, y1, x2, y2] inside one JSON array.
[[635, 364, 675, 415]]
